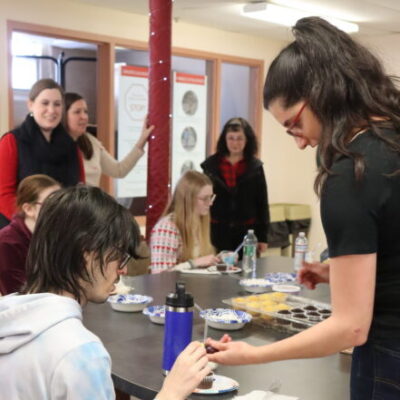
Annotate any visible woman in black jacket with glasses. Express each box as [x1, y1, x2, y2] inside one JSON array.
[[201, 117, 270, 255]]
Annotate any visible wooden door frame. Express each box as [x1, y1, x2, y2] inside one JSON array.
[[6, 20, 264, 192]]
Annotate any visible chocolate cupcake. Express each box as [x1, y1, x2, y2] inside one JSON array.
[[319, 309, 332, 315], [198, 372, 214, 389], [275, 309, 292, 325], [307, 311, 321, 322], [205, 345, 219, 354], [292, 322, 308, 330], [277, 309, 292, 315], [216, 263, 227, 272], [292, 313, 306, 319], [303, 305, 317, 311], [291, 308, 304, 313]]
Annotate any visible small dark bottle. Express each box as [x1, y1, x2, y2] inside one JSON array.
[[162, 282, 194, 374]]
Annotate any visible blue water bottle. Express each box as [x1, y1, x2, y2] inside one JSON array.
[[162, 281, 193, 374]]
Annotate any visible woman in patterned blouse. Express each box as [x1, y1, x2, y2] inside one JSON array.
[[150, 171, 219, 273]]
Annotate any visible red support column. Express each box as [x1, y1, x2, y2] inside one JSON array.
[[146, 0, 172, 238]]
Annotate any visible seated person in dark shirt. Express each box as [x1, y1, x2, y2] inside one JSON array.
[[0, 213, 9, 230], [0, 174, 60, 295]]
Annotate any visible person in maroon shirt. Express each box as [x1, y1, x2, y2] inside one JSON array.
[[0, 174, 60, 295]]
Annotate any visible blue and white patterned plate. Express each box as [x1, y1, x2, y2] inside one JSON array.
[[200, 308, 252, 330], [193, 374, 239, 394], [239, 278, 274, 293], [108, 294, 153, 312], [143, 305, 166, 324], [264, 272, 296, 284]]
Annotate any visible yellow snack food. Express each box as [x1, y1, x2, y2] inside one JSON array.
[[270, 292, 288, 302], [233, 297, 247, 303]]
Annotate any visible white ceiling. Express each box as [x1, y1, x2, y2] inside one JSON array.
[[71, 0, 400, 40]]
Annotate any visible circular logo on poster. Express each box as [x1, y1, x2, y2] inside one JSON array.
[[180, 160, 195, 175], [124, 83, 147, 121], [181, 126, 197, 151], [182, 90, 198, 116]]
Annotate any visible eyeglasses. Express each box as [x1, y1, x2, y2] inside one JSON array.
[[197, 194, 216, 204], [226, 136, 245, 142], [286, 102, 307, 136], [118, 253, 131, 270]]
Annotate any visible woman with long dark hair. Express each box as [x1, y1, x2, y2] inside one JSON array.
[[64, 92, 153, 187], [207, 17, 400, 400], [201, 117, 269, 254]]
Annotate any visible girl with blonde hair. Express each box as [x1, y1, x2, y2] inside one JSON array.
[[150, 171, 219, 273]]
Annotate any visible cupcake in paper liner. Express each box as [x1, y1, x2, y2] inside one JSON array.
[[197, 372, 215, 389]]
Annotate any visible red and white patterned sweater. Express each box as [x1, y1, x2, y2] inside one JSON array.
[[150, 214, 196, 273]]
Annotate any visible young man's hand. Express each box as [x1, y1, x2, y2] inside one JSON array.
[[158, 342, 211, 400]]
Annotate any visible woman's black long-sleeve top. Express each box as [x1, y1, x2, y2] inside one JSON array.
[[201, 154, 270, 252]]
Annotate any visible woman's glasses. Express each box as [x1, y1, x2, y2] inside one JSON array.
[[197, 194, 216, 204], [286, 102, 307, 136]]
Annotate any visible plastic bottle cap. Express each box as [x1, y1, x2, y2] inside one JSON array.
[[165, 281, 194, 308]]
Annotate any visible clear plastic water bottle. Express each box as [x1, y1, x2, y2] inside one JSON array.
[[242, 229, 257, 274], [294, 232, 308, 272]]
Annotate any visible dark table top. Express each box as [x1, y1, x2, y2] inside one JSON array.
[[83, 256, 351, 400]]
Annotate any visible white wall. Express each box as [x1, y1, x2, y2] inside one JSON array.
[[360, 34, 400, 77], [0, 0, 326, 250]]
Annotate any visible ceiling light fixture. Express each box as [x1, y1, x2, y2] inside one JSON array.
[[242, 2, 359, 33]]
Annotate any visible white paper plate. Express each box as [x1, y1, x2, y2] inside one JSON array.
[[180, 268, 220, 275], [207, 266, 242, 274], [272, 284, 300, 294], [264, 272, 297, 284], [239, 278, 273, 293], [143, 305, 166, 324], [108, 294, 153, 312], [200, 308, 252, 330], [193, 374, 239, 394]]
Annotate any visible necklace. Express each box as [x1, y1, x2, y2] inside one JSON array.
[[349, 127, 367, 143]]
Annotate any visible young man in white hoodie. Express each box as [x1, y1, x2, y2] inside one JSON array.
[[0, 185, 210, 400]]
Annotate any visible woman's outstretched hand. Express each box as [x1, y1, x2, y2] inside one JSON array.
[[298, 261, 330, 289], [205, 337, 258, 365], [194, 254, 221, 268]]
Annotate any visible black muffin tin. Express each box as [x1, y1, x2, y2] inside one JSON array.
[[224, 294, 332, 333], [274, 302, 332, 331]]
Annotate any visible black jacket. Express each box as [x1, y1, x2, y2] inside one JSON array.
[[11, 114, 80, 187], [201, 154, 270, 246]]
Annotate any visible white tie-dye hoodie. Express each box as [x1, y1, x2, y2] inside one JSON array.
[[0, 293, 115, 399]]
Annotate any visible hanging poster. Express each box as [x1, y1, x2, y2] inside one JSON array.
[[116, 65, 149, 198], [171, 72, 207, 189]]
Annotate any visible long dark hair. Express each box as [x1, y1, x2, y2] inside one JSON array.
[[216, 117, 258, 160], [22, 185, 139, 303], [64, 92, 94, 160], [263, 17, 400, 195]]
